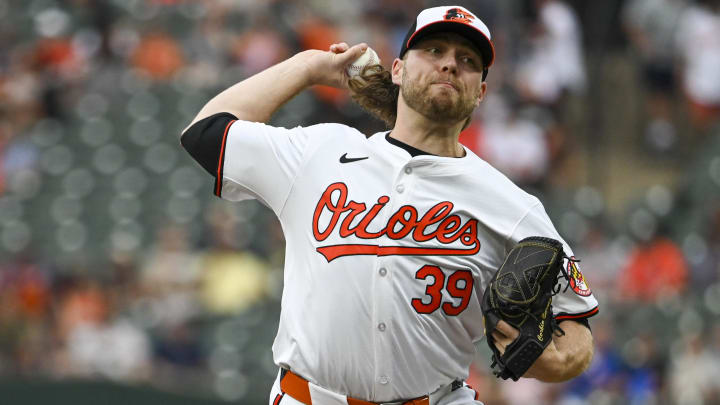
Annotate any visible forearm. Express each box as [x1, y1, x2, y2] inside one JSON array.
[[183, 51, 315, 132], [524, 320, 594, 382], [181, 42, 368, 135]]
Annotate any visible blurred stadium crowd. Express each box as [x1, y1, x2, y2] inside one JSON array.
[[1, 0, 720, 404]]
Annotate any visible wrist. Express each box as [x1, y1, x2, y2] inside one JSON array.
[[293, 50, 320, 87]]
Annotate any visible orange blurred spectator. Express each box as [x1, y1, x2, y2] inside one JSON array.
[[15, 277, 50, 319], [619, 235, 688, 302], [0, 259, 50, 319], [57, 279, 108, 339], [296, 17, 345, 105], [33, 38, 78, 73], [131, 31, 184, 80]]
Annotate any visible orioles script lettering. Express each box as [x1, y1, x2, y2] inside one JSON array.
[[312, 182, 480, 262]]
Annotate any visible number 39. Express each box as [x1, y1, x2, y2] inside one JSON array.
[[411, 265, 474, 316]]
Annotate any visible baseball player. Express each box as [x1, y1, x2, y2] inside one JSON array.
[[180, 5, 598, 405]]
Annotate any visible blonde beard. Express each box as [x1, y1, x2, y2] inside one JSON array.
[[401, 68, 477, 125]]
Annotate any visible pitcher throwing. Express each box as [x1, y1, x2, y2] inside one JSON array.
[[180, 5, 598, 405]]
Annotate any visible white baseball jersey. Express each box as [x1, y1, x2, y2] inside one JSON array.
[[215, 119, 598, 402]]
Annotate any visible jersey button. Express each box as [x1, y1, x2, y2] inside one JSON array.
[[378, 268, 387, 277], [378, 376, 389, 385], [404, 167, 412, 174], [378, 322, 386, 331], [396, 184, 405, 193]]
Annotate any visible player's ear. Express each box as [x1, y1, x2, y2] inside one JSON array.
[[475, 81, 487, 107], [391, 58, 403, 86]]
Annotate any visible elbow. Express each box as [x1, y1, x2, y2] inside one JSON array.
[[534, 345, 594, 383], [557, 343, 594, 382], [527, 327, 595, 383], [550, 320, 596, 382], [577, 342, 594, 376]]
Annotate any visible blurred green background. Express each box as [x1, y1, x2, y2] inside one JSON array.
[[1, 0, 720, 404]]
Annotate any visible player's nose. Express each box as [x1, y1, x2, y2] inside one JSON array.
[[439, 51, 458, 74]]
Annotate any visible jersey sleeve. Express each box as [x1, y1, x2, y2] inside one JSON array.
[[214, 119, 315, 214], [509, 203, 599, 321]]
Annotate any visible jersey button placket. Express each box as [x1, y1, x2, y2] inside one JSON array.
[[376, 166, 414, 395], [375, 262, 390, 387], [395, 162, 418, 196], [374, 261, 391, 394]]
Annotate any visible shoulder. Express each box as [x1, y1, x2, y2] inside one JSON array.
[[300, 122, 367, 138], [223, 120, 368, 149], [227, 120, 364, 135], [463, 149, 541, 209], [250, 122, 370, 148]]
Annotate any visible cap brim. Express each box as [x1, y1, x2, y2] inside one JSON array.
[[405, 21, 495, 67]]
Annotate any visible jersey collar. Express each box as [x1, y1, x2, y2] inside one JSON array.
[[377, 131, 470, 161]]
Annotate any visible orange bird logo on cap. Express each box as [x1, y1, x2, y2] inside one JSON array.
[[444, 8, 475, 24]]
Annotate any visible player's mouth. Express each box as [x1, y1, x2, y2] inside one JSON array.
[[432, 81, 459, 91]]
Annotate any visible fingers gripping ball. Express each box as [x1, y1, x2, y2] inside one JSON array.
[[346, 47, 380, 78], [481, 237, 571, 381]]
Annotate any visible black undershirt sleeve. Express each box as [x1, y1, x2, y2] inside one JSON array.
[[180, 112, 239, 176]]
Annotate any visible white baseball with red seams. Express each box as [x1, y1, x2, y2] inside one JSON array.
[[214, 120, 599, 403], [346, 47, 380, 78]]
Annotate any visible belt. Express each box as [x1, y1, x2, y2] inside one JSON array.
[[279, 369, 431, 405]]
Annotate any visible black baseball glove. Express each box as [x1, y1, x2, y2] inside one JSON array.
[[481, 236, 571, 381]]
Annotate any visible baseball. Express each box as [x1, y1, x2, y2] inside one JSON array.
[[346, 47, 380, 78]]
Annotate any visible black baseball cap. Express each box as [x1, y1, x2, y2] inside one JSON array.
[[399, 6, 495, 80]]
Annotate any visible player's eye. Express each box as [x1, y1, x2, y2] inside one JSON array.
[[426, 47, 441, 54], [461, 56, 476, 66]]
